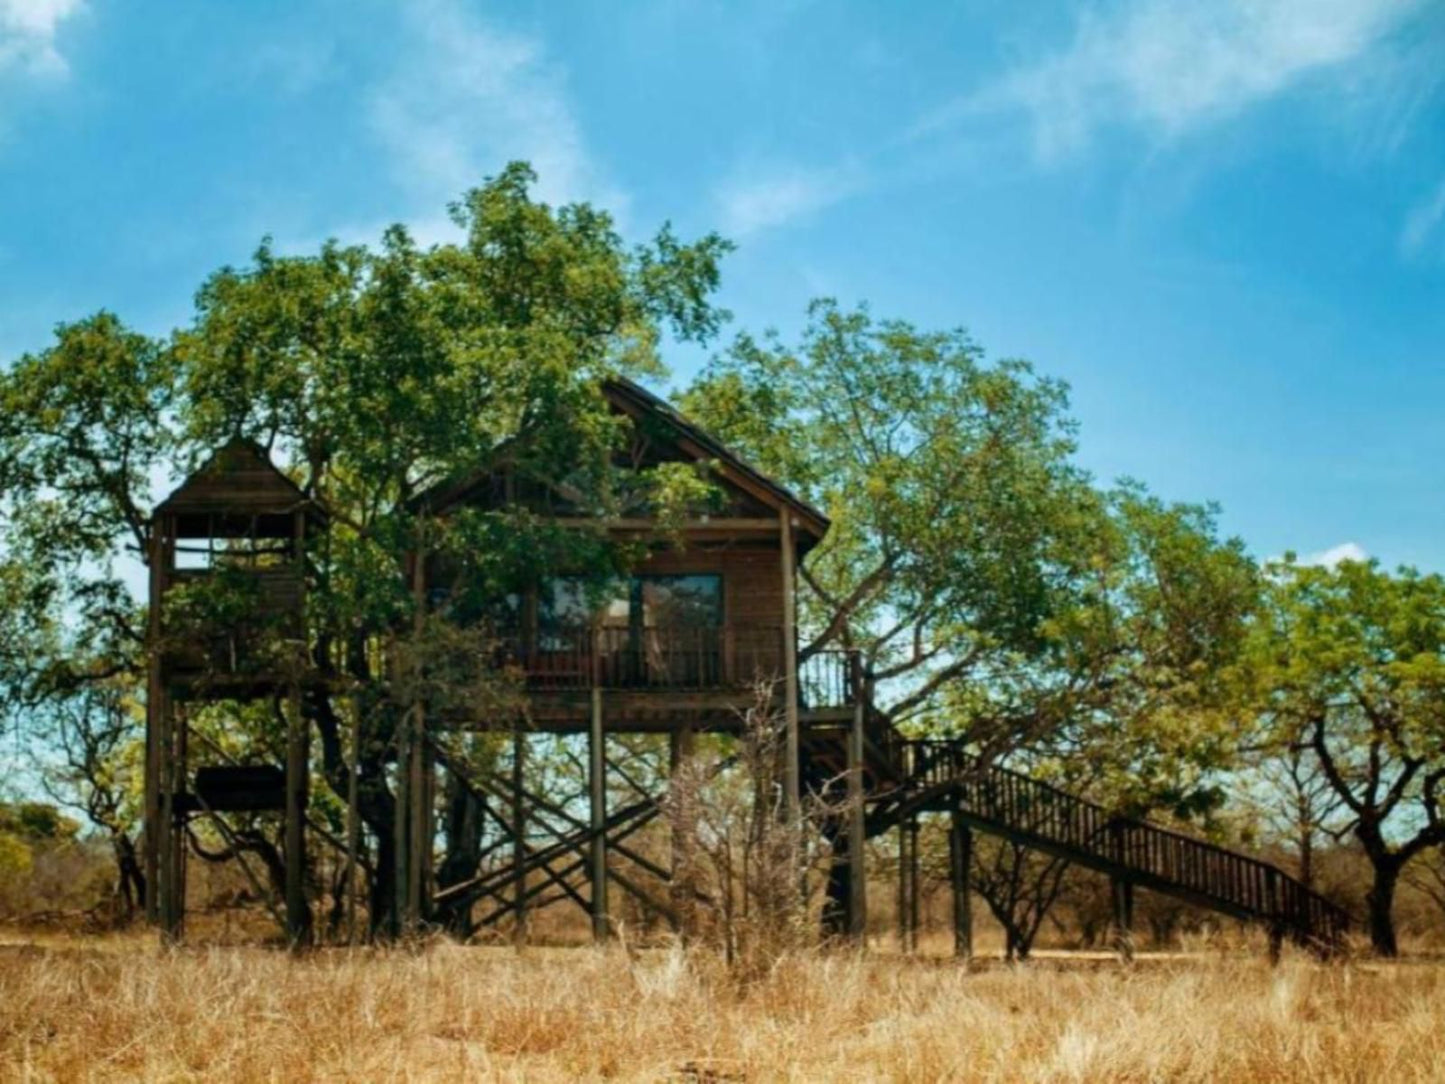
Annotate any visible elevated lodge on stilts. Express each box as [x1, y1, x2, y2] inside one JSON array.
[[143, 379, 1350, 957]]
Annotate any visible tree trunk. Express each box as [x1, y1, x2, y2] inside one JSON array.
[[434, 769, 484, 937], [1004, 923, 1021, 962], [306, 686, 399, 938], [1015, 925, 1034, 961], [112, 832, 146, 921], [1367, 859, 1401, 957]]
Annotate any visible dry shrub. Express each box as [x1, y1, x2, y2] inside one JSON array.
[[4, 932, 1445, 1082], [664, 682, 843, 980]]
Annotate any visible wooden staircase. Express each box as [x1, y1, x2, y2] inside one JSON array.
[[859, 737, 1350, 951]]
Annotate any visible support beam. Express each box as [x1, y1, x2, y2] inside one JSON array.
[[285, 685, 309, 947], [949, 813, 972, 961], [512, 725, 528, 946], [589, 687, 609, 941], [397, 520, 427, 938], [143, 690, 160, 925], [780, 512, 800, 827], [345, 695, 361, 945], [392, 713, 410, 938], [898, 817, 916, 954], [669, 725, 696, 939], [157, 695, 186, 944], [154, 689, 174, 941], [1111, 877, 1135, 963], [406, 707, 427, 930], [847, 671, 867, 942], [908, 815, 921, 952], [173, 706, 189, 937], [143, 517, 171, 927], [421, 740, 436, 913], [1266, 867, 1284, 965]]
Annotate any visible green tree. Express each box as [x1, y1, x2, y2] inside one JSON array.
[[684, 303, 1257, 782], [38, 682, 148, 918], [0, 161, 730, 934], [1241, 558, 1445, 955]]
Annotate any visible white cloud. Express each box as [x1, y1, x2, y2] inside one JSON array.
[[1401, 176, 1445, 256], [1301, 541, 1369, 568], [948, 0, 1426, 160], [0, 0, 83, 77], [367, 0, 624, 221], [715, 162, 864, 238]]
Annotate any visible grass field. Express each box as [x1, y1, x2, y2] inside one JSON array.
[[2, 931, 1443, 1082]]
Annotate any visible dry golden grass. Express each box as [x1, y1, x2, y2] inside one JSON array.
[[3, 931, 1444, 1082]]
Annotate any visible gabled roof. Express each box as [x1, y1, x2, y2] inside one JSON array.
[[600, 377, 830, 541], [414, 378, 830, 544], [154, 438, 326, 530]]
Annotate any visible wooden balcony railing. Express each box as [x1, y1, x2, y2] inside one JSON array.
[[496, 625, 857, 709]]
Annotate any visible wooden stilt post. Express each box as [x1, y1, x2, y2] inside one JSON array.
[[847, 656, 867, 942], [144, 517, 171, 927], [396, 519, 426, 939], [589, 687, 609, 941], [392, 713, 410, 938], [512, 724, 528, 946], [950, 813, 972, 961], [1266, 867, 1284, 964], [1111, 877, 1134, 963], [143, 686, 160, 926], [407, 704, 427, 929], [172, 704, 188, 940], [897, 818, 913, 954], [345, 693, 361, 946], [780, 512, 800, 830], [669, 725, 695, 939], [908, 815, 921, 952], [285, 684, 309, 947], [156, 691, 180, 944]]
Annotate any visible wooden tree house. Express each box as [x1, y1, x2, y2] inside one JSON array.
[[402, 378, 875, 939]]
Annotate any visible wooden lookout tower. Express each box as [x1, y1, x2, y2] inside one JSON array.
[[143, 438, 325, 944]]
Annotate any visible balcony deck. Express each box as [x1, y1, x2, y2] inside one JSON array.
[[466, 624, 858, 731]]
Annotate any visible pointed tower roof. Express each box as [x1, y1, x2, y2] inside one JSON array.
[[154, 438, 326, 533]]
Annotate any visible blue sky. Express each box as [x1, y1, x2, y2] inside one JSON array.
[[2, 0, 1443, 571]]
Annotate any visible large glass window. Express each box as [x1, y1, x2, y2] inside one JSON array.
[[637, 575, 722, 627], [537, 574, 722, 628], [540, 577, 629, 629]]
